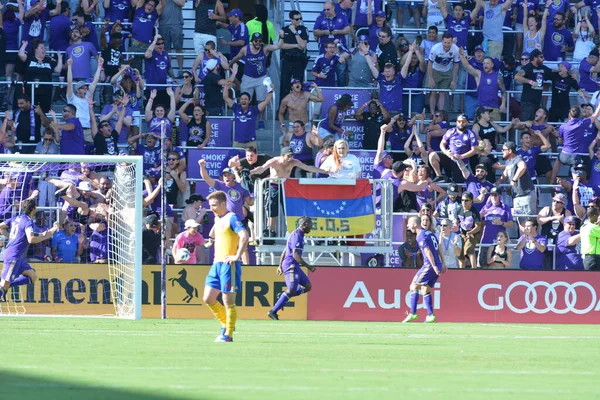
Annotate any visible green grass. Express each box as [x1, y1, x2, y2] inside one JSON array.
[[1, 318, 598, 400]]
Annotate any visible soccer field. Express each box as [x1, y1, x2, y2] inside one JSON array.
[[1, 318, 597, 400]]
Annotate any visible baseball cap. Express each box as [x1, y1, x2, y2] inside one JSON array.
[[489, 187, 500, 195], [447, 184, 459, 196], [113, 89, 124, 98], [145, 214, 159, 227], [358, 34, 369, 43], [474, 45, 484, 53], [475, 106, 493, 119], [77, 181, 92, 192], [475, 164, 487, 171], [392, 161, 411, 173], [591, 48, 600, 57], [560, 61, 572, 72], [564, 216, 578, 224], [185, 193, 205, 204], [457, 114, 468, 121], [553, 193, 567, 203], [251, 32, 263, 41], [227, 8, 243, 18], [75, 81, 89, 91], [375, 10, 386, 17], [529, 49, 543, 59], [204, 59, 218, 73], [221, 167, 236, 175], [147, 169, 161, 179], [281, 146, 294, 156], [504, 141, 517, 152], [462, 191, 474, 200], [184, 219, 201, 229]]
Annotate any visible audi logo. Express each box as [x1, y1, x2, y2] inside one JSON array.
[[478, 281, 600, 315]]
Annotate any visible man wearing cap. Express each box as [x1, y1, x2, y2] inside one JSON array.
[[278, 80, 324, 137], [313, 0, 351, 53], [578, 49, 600, 96], [142, 214, 161, 264], [497, 141, 536, 218], [580, 207, 600, 270], [550, 103, 600, 183], [514, 49, 553, 120], [548, 62, 587, 122], [542, 11, 573, 61], [437, 113, 478, 183], [556, 215, 584, 270], [216, 9, 248, 63], [459, 48, 507, 120], [250, 147, 328, 239], [428, 33, 460, 116], [66, 56, 103, 144], [230, 32, 281, 129], [279, 10, 309, 100], [173, 219, 206, 265], [128, 128, 162, 174], [557, 162, 596, 212], [434, 183, 461, 222], [456, 158, 494, 212], [158, 0, 185, 76], [463, 45, 490, 119]]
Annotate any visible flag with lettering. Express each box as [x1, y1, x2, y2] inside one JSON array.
[[283, 179, 375, 236]]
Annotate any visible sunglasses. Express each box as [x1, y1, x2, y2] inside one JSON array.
[[44, 138, 53, 142], [521, 57, 529, 60], [156, 42, 165, 45], [434, 114, 441, 117], [183, 75, 191, 78], [293, 17, 302, 21], [440, 224, 449, 227], [168, 158, 179, 161], [461, 199, 471, 202]]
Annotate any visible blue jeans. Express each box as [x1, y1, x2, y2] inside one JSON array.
[[403, 93, 425, 117], [464, 96, 478, 120]]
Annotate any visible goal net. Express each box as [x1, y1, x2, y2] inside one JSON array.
[[0, 154, 143, 319]]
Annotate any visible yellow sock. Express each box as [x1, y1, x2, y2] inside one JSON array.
[[225, 305, 237, 337], [207, 302, 226, 327]]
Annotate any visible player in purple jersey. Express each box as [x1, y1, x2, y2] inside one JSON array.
[[0, 199, 58, 299], [267, 216, 315, 321], [402, 216, 446, 323]]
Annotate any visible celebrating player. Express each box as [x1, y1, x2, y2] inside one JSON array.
[[267, 216, 315, 321], [0, 199, 59, 299], [203, 191, 249, 343], [402, 216, 446, 323]]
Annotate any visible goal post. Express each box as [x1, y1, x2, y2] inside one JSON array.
[[0, 154, 143, 319]]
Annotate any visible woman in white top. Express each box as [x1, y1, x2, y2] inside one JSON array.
[[573, 10, 596, 67], [320, 139, 362, 179], [423, 0, 444, 29], [522, 1, 548, 56]]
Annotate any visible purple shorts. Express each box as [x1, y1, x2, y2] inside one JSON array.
[[283, 263, 310, 291], [412, 264, 440, 288], [2, 258, 33, 282]]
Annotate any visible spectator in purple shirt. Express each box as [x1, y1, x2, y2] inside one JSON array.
[[542, 12, 574, 61], [48, 2, 71, 52], [216, 8, 248, 61], [313, 1, 351, 53], [100, 89, 133, 144], [516, 218, 547, 270], [578, 48, 600, 94], [49, 104, 86, 155], [22, 0, 57, 50], [144, 34, 175, 110], [311, 41, 344, 87], [551, 103, 600, 183], [434, 114, 479, 183], [67, 27, 99, 80], [556, 215, 584, 270], [130, 0, 165, 68]]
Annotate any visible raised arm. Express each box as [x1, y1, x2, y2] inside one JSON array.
[[198, 159, 216, 187], [178, 99, 193, 124], [258, 85, 275, 113], [166, 87, 176, 122], [145, 34, 160, 59], [223, 83, 234, 108], [66, 58, 74, 99], [365, 53, 380, 79], [145, 89, 157, 122]]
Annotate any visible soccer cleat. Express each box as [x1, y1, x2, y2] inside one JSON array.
[[0, 288, 5, 302], [220, 327, 226, 336], [425, 314, 437, 323], [258, 120, 265, 130], [402, 313, 418, 323], [267, 310, 279, 320], [215, 335, 233, 342]]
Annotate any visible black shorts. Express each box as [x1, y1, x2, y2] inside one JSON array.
[[535, 154, 552, 176], [266, 184, 283, 218]]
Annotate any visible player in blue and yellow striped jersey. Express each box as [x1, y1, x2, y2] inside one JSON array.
[[203, 191, 249, 342]]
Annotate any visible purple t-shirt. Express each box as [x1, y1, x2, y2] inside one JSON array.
[[105, 0, 132, 22], [22, 10, 50, 49], [228, 23, 248, 60], [556, 230, 584, 270], [389, 124, 410, 150], [136, 143, 161, 172], [3, 18, 21, 51], [429, 120, 449, 152], [480, 203, 512, 244], [559, 118, 591, 154], [90, 227, 108, 262], [442, 127, 478, 155], [519, 234, 547, 270], [213, 180, 250, 220], [444, 14, 471, 49], [589, 158, 600, 196], [314, 13, 350, 52], [101, 104, 133, 144], [515, 0, 537, 24], [67, 42, 98, 80], [578, 59, 599, 92], [3, 214, 34, 262], [466, 174, 494, 212], [61, 118, 86, 155], [403, 66, 424, 95], [145, 50, 170, 90], [143, 185, 173, 216], [242, 45, 267, 78], [232, 104, 258, 142], [147, 117, 173, 136], [543, 26, 573, 61], [377, 74, 403, 112], [49, 14, 72, 51], [282, 228, 305, 269], [312, 54, 339, 87], [417, 229, 442, 268], [132, 8, 158, 44], [517, 146, 542, 179]]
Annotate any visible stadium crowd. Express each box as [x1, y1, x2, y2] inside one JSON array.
[[0, 0, 599, 270]]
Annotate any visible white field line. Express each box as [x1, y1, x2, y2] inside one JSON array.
[[7, 365, 597, 376], [1, 329, 598, 340], [479, 324, 553, 330]]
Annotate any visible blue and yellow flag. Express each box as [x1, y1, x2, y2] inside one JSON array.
[[283, 179, 375, 236]]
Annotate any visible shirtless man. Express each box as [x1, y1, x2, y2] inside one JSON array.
[[250, 146, 328, 240], [278, 80, 324, 138]]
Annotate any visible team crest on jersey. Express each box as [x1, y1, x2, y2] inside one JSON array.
[[485, 9, 494, 19], [72, 46, 84, 58], [228, 189, 241, 201], [553, 0, 561, 6], [486, 78, 492, 84], [552, 32, 564, 45], [524, 243, 536, 254]]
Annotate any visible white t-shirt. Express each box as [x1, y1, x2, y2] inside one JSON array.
[[321, 154, 362, 179], [68, 92, 91, 129], [428, 42, 460, 73]]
